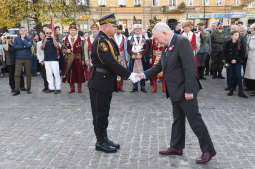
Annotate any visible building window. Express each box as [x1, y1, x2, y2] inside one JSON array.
[[216, 0, 223, 6], [98, 0, 106, 6], [153, 0, 160, 6], [186, 0, 193, 6], [202, 0, 209, 6], [169, 0, 177, 6], [134, 0, 141, 6], [234, 0, 240, 5], [77, 0, 88, 5], [118, 0, 126, 6]]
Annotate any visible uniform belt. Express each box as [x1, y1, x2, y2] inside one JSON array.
[[95, 67, 109, 74]]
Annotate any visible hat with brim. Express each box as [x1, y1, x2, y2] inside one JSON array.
[[99, 13, 118, 26], [133, 24, 142, 30]]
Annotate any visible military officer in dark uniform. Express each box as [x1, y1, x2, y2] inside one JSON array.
[[88, 13, 135, 153]]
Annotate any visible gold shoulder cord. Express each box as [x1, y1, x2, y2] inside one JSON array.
[[97, 38, 104, 64], [104, 39, 118, 61]]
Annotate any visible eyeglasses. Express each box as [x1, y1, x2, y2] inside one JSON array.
[[46, 32, 52, 34]]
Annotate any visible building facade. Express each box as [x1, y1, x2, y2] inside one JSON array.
[[85, 0, 255, 30]]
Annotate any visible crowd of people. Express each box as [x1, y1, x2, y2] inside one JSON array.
[[0, 19, 254, 98]]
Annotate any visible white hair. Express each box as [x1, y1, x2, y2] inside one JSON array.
[[240, 25, 247, 31], [250, 23, 255, 30], [152, 22, 172, 34]]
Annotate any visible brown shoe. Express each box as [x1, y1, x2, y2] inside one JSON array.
[[196, 150, 216, 164], [159, 147, 183, 156]]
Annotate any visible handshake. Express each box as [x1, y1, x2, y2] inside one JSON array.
[[128, 72, 145, 83]]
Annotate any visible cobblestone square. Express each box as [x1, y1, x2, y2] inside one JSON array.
[[0, 76, 254, 169]]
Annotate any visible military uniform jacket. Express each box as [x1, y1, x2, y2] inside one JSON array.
[[88, 31, 131, 93]]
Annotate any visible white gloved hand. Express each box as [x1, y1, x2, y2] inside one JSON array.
[[128, 72, 141, 83]]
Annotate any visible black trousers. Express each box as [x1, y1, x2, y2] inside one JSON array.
[[7, 65, 24, 90], [89, 88, 112, 142], [170, 98, 214, 153], [133, 79, 145, 89], [40, 64, 48, 89]]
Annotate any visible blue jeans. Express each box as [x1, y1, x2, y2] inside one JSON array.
[[229, 63, 243, 90], [30, 55, 37, 74]]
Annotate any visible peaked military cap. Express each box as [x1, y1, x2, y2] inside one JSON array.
[[98, 13, 118, 26]]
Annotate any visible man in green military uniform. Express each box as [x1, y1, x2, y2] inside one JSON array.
[[88, 13, 137, 153], [210, 22, 227, 79]]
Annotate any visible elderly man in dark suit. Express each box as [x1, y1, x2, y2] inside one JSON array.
[[137, 22, 216, 164]]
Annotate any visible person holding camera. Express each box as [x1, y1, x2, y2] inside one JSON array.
[[3, 36, 25, 92], [224, 31, 247, 98], [41, 28, 61, 94], [13, 27, 33, 96]]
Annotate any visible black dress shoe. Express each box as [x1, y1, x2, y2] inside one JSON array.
[[13, 91, 20, 96], [95, 141, 117, 153], [217, 75, 225, 79], [54, 90, 61, 94], [105, 137, 120, 149], [20, 88, 26, 91], [238, 91, 248, 98], [27, 90, 32, 94], [45, 90, 54, 93], [42, 88, 49, 92], [212, 76, 217, 79], [11, 89, 16, 93], [130, 88, 138, 93], [200, 76, 206, 80], [141, 87, 147, 93]]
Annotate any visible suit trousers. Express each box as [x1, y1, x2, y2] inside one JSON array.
[[15, 59, 31, 91], [45, 61, 61, 90], [170, 98, 214, 153], [89, 88, 112, 142], [40, 64, 48, 89]]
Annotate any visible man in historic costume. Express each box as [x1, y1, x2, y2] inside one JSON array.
[[182, 21, 200, 77], [85, 21, 100, 80], [62, 23, 85, 93], [88, 13, 138, 153], [197, 22, 212, 80], [114, 24, 128, 91], [127, 23, 150, 93], [151, 39, 166, 93]]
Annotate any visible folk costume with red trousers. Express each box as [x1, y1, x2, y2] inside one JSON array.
[[182, 31, 199, 77], [151, 39, 166, 93], [114, 33, 127, 91], [63, 34, 85, 93]]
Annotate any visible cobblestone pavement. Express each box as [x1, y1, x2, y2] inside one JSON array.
[[0, 75, 255, 169]]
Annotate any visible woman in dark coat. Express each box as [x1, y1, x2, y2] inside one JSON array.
[[224, 31, 247, 98]]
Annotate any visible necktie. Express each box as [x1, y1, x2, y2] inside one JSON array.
[[71, 37, 74, 44], [137, 37, 140, 42]]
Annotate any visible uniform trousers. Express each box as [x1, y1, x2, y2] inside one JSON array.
[[170, 98, 214, 153], [211, 51, 224, 76], [45, 61, 61, 90], [89, 88, 112, 142]]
